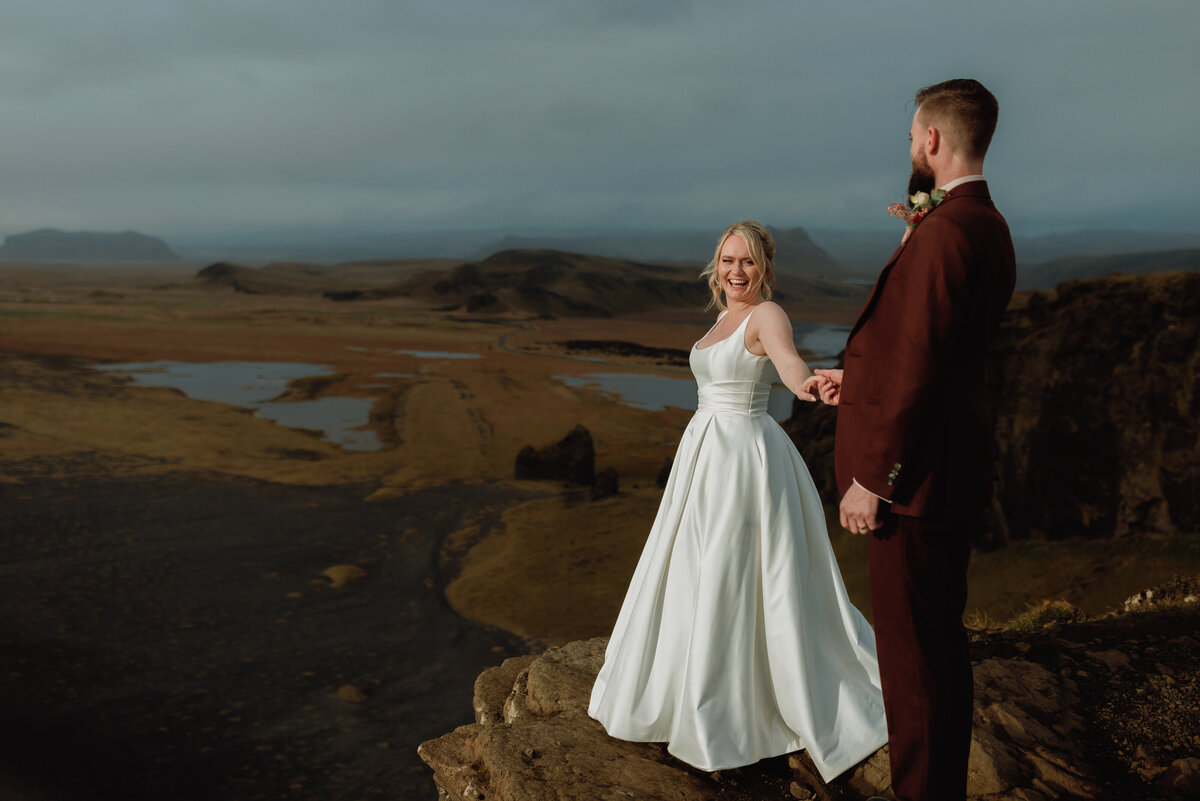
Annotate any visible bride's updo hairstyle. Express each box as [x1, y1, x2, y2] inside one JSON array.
[[700, 220, 776, 311]]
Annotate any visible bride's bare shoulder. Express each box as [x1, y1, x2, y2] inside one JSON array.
[[752, 301, 791, 327]]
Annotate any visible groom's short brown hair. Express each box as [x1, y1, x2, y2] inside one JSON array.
[[915, 79, 998, 160]]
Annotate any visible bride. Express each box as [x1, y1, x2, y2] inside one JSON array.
[[587, 221, 888, 782]]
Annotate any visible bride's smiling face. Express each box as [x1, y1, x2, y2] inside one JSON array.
[[717, 233, 761, 304]]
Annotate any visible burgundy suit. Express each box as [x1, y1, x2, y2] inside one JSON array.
[[835, 180, 1015, 800]]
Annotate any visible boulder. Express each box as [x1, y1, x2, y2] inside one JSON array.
[[590, 466, 619, 500], [514, 425, 595, 485], [418, 639, 721, 801], [1156, 757, 1200, 799]]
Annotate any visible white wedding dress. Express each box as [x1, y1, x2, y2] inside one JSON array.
[[588, 309, 888, 781]]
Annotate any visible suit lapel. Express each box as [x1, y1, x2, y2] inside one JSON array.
[[846, 182, 990, 342], [848, 241, 905, 341]]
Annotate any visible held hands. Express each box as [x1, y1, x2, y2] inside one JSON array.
[[800, 368, 843, 406]]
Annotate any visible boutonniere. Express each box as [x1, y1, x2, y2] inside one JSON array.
[[888, 189, 946, 241]]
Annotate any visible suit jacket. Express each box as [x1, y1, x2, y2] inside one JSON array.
[[834, 180, 1016, 519]]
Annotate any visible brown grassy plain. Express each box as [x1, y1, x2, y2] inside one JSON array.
[[3, 262, 1197, 649]]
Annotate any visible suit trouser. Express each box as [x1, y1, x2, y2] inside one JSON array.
[[868, 513, 974, 801]]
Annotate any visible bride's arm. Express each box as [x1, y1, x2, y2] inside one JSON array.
[[752, 302, 817, 402]]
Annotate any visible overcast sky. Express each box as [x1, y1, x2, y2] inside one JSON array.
[[1, 0, 1196, 244]]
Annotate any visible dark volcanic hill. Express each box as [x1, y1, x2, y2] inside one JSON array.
[[193, 248, 868, 316], [195, 262, 346, 295], [0, 228, 178, 262], [194, 258, 458, 295], [331, 249, 708, 316], [1017, 248, 1200, 290], [324, 248, 865, 317]]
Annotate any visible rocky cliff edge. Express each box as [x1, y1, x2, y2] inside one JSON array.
[[419, 583, 1200, 801]]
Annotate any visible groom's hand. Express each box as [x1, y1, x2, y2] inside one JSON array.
[[811, 368, 843, 406], [840, 482, 882, 535]]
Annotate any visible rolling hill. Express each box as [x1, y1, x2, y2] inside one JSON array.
[[195, 258, 462, 295], [325, 248, 866, 317], [195, 248, 868, 318]]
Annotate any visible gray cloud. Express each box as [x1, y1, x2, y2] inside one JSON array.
[[0, 0, 1196, 242]]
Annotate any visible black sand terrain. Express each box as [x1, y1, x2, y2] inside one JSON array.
[[1, 455, 529, 800]]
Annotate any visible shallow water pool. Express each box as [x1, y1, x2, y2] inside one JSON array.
[[93, 361, 382, 451]]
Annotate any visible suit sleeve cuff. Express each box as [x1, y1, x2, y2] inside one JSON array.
[[853, 478, 893, 504]]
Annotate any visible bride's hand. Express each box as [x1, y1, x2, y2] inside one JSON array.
[[799, 375, 823, 402]]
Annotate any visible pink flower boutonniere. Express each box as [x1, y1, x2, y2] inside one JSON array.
[[888, 188, 947, 243]]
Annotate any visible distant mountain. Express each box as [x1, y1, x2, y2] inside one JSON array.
[[1017, 249, 1200, 290], [807, 228, 903, 272], [0, 228, 178, 262], [469, 226, 868, 280]]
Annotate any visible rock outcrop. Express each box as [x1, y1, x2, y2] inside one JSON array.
[[514, 425, 596, 486], [419, 597, 1200, 800], [987, 272, 1199, 543], [784, 271, 1200, 545]]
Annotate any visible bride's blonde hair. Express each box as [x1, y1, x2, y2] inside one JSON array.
[[700, 220, 776, 311]]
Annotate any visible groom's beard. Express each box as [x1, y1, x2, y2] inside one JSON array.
[[907, 156, 935, 198]]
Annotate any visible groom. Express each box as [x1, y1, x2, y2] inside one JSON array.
[[809, 79, 1015, 800]]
